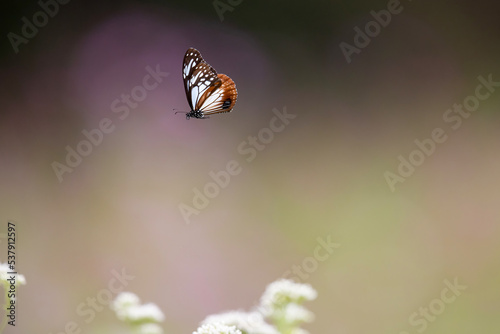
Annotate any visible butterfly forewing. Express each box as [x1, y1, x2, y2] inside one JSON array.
[[189, 63, 221, 111], [182, 48, 237, 118], [183, 48, 207, 110]]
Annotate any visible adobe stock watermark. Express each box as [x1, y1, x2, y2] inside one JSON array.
[[213, 0, 243, 21], [340, 0, 404, 64], [51, 65, 169, 183], [7, 0, 71, 54], [385, 74, 499, 192], [399, 277, 467, 334], [49, 267, 134, 334], [178, 107, 296, 224]]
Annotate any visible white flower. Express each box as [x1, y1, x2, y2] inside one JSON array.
[[203, 310, 279, 334], [194, 322, 242, 334], [137, 323, 164, 334], [112, 293, 164, 324], [283, 304, 314, 323], [16, 274, 26, 285], [113, 292, 140, 311], [259, 279, 317, 316], [124, 303, 165, 323], [112, 292, 141, 320], [0, 263, 26, 285]]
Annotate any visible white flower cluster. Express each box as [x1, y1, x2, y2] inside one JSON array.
[[112, 292, 164, 334], [0, 263, 26, 285], [202, 310, 278, 334], [282, 304, 314, 324], [110, 280, 317, 334], [259, 279, 317, 316], [201, 279, 317, 334], [194, 322, 242, 334]]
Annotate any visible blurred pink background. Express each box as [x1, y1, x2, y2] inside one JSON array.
[[1, 1, 499, 333]]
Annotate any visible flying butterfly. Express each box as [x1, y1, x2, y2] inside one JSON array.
[[178, 47, 238, 119]]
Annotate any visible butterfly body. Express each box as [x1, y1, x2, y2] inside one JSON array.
[[181, 48, 237, 119], [184, 110, 205, 120]]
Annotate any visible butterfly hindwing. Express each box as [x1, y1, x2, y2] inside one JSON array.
[[182, 48, 237, 118], [199, 74, 237, 115]]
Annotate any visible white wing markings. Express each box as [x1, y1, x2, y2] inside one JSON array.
[[191, 86, 199, 108], [200, 88, 225, 112], [183, 59, 194, 77]]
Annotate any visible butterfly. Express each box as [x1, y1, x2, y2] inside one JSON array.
[[178, 47, 238, 119]]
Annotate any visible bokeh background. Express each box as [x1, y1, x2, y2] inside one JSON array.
[[1, 0, 500, 333]]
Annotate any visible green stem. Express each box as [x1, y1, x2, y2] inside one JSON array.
[[275, 316, 294, 334]]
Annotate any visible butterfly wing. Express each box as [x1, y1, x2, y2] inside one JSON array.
[[183, 48, 220, 111], [197, 73, 238, 115]]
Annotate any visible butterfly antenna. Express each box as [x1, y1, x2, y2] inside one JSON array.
[[173, 108, 187, 115]]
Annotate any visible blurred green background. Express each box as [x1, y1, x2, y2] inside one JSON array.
[[1, 0, 499, 333]]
